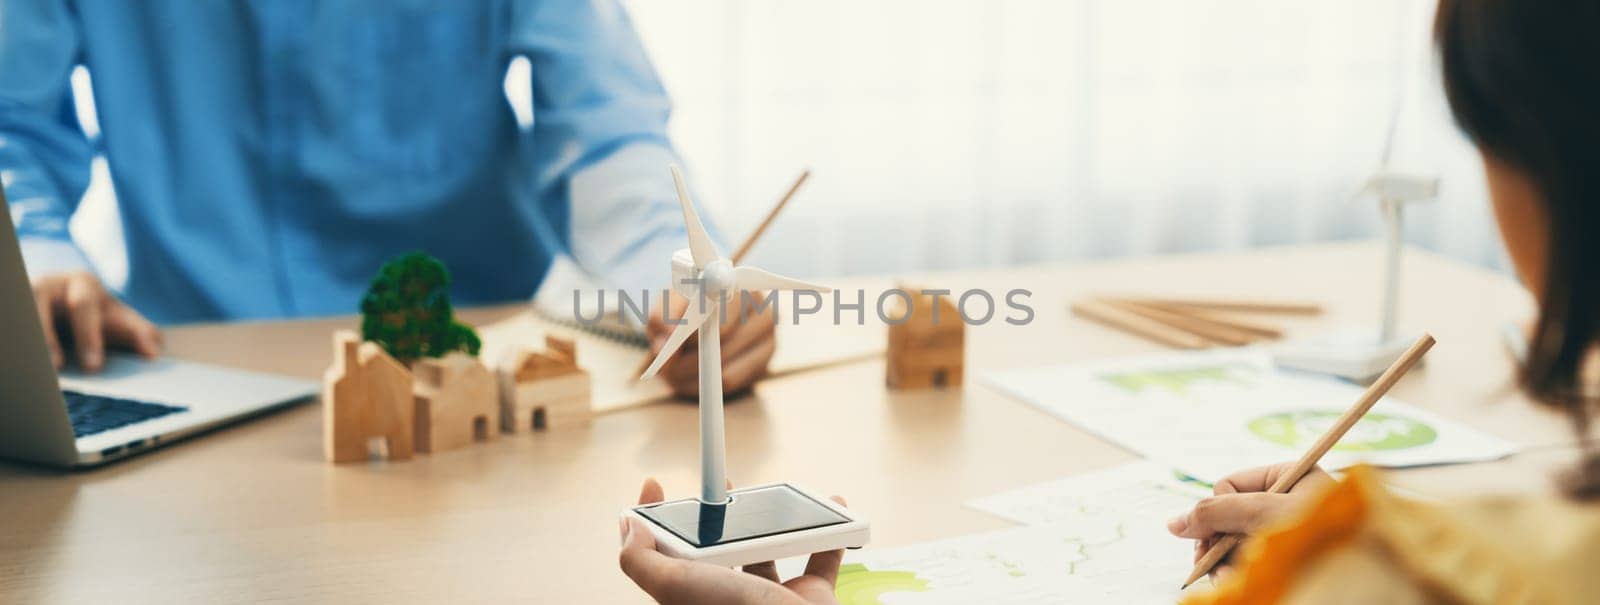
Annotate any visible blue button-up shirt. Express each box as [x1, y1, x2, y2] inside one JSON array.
[[0, 0, 691, 323]]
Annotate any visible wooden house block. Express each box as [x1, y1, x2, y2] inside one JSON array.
[[886, 290, 966, 390], [413, 352, 498, 454], [498, 336, 593, 432], [324, 330, 416, 463]]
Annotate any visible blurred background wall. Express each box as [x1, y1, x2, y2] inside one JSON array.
[[72, 0, 1506, 291]]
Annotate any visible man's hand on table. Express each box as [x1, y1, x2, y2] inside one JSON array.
[[620, 478, 845, 605], [30, 271, 163, 371], [647, 291, 776, 398]]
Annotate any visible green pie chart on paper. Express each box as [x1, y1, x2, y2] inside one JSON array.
[[1248, 410, 1438, 452]]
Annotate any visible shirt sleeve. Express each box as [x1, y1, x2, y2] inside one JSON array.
[[509, 0, 721, 296], [0, 0, 96, 279]]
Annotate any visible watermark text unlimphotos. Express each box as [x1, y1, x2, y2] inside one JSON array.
[[573, 282, 1034, 327]]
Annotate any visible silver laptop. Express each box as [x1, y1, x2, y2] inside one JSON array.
[[0, 188, 318, 467]]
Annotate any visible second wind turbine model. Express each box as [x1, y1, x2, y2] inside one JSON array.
[[1275, 72, 1437, 381]]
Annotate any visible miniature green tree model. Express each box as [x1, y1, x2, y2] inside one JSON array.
[[359, 252, 481, 364]]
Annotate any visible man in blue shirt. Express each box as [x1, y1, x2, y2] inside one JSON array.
[[0, 0, 773, 394]]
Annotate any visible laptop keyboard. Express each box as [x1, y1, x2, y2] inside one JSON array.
[[64, 390, 187, 438]]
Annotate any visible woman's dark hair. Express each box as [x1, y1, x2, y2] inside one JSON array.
[[1435, 0, 1600, 498]]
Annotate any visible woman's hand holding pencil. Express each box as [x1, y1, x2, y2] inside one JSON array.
[[1166, 463, 1336, 581], [1170, 332, 1435, 587]]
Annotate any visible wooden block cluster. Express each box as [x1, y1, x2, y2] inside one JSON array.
[[498, 336, 593, 432], [886, 289, 965, 390], [324, 333, 593, 465], [1071, 296, 1320, 350]]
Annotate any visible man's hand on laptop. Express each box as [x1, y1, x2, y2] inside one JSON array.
[[31, 271, 162, 372]]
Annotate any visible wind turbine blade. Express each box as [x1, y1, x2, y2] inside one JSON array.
[[669, 164, 721, 269], [1377, 16, 1411, 171], [639, 302, 711, 380], [734, 266, 832, 293], [1378, 95, 1401, 170]]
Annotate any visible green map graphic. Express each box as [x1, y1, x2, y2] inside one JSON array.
[[836, 563, 931, 605], [1099, 364, 1256, 397], [1249, 410, 1438, 451], [983, 552, 1026, 577], [1172, 470, 1213, 491], [1061, 523, 1126, 575]]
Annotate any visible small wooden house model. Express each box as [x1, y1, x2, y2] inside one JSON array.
[[413, 352, 498, 453], [886, 290, 966, 389], [324, 330, 416, 463], [498, 336, 592, 432]]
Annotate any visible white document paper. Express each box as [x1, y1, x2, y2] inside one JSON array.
[[965, 461, 1213, 527], [808, 462, 1210, 604], [983, 349, 1517, 484]]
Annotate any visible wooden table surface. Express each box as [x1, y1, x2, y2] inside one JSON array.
[[0, 242, 1584, 603]]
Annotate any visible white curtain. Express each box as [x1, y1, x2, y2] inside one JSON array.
[[620, 0, 1506, 279]]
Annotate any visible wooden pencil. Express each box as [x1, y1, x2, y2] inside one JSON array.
[[1181, 332, 1437, 588], [1101, 299, 1261, 346], [731, 169, 810, 264], [1130, 297, 1323, 316], [1071, 300, 1215, 349], [1131, 302, 1286, 339]]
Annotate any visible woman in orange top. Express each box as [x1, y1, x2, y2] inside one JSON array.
[[1168, 1, 1600, 602], [615, 0, 1600, 601]]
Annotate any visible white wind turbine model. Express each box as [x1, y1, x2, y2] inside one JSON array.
[[625, 165, 869, 568], [1275, 88, 1437, 381], [1365, 121, 1439, 347]]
